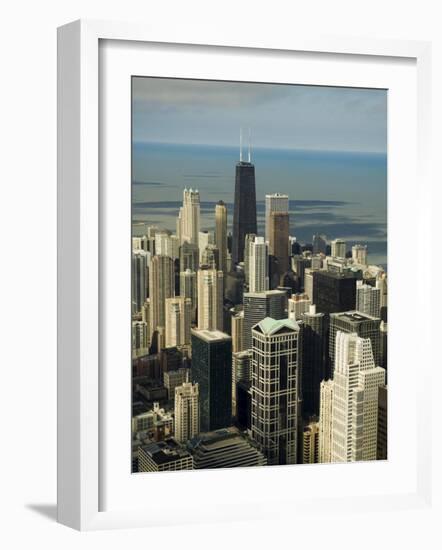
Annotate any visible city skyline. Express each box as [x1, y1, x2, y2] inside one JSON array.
[[131, 77, 388, 474]]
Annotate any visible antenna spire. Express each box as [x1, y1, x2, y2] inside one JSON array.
[[248, 128, 251, 163], [240, 127, 243, 162]]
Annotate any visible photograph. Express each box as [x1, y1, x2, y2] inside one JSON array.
[[130, 76, 388, 473]]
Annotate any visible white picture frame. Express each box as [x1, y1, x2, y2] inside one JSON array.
[[57, 19, 433, 531]]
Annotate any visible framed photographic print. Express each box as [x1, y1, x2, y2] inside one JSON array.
[[57, 20, 433, 530]]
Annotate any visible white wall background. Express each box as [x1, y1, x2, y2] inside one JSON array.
[[0, 0, 440, 547]]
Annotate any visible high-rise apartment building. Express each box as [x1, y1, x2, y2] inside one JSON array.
[[198, 230, 214, 263], [179, 269, 197, 323], [132, 249, 150, 313], [232, 154, 257, 266], [352, 244, 368, 265], [243, 233, 257, 286], [251, 317, 300, 465], [197, 268, 223, 331], [132, 320, 149, 352], [174, 382, 200, 443], [288, 293, 311, 321], [243, 290, 287, 350], [248, 236, 269, 292], [356, 280, 381, 317], [149, 255, 175, 339], [179, 188, 200, 245], [265, 193, 289, 243], [179, 241, 199, 272], [329, 311, 381, 372], [155, 230, 179, 259], [331, 238, 346, 259], [231, 308, 244, 353], [165, 296, 192, 349], [268, 211, 290, 286], [191, 329, 232, 432], [318, 379, 334, 463], [331, 331, 386, 462], [215, 200, 228, 273]]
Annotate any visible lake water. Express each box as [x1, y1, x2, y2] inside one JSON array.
[[132, 142, 387, 267]]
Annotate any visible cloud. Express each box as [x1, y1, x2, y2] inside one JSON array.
[[132, 77, 387, 153]]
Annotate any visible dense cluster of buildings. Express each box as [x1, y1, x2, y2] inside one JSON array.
[[131, 147, 388, 473]]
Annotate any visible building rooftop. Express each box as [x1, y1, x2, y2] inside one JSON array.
[[253, 317, 299, 335], [140, 439, 191, 465], [331, 310, 379, 322], [191, 328, 232, 343], [243, 289, 286, 298]]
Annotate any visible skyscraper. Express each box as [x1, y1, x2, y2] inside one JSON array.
[[243, 289, 287, 350], [318, 379, 334, 463], [232, 349, 252, 416], [149, 255, 175, 339], [179, 188, 200, 245], [165, 296, 192, 349], [191, 329, 232, 432], [132, 320, 149, 352], [301, 305, 327, 417], [198, 230, 214, 263], [288, 293, 311, 321], [330, 331, 386, 462], [248, 236, 269, 292], [197, 268, 224, 331], [231, 308, 244, 353], [179, 241, 199, 272], [312, 233, 327, 255], [268, 211, 290, 287], [215, 200, 228, 274], [352, 244, 368, 265], [377, 384, 388, 460], [232, 139, 257, 266], [174, 382, 200, 443], [179, 269, 197, 323], [243, 233, 257, 286], [331, 238, 346, 258], [155, 230, 179, 259], [329, 311, 381, 372], [356, 280, 381, 317], [201, 243, 220, 270], [132, 249, 150, 314], [312, 270, 357, 314], [251, 317, 300, 465], [265, 193, 289, 243]]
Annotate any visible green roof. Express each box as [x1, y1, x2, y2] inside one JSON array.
[[254, 317, 299, 335]]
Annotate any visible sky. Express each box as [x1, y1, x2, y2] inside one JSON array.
[[132, 77, 387, 153]]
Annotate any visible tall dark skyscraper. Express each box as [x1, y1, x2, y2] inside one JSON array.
[[300, 305, 327, 417], [312, 270, 358, 314], [243, 290, 287, 350], [232, 136, 257, 266], [191, 329, 232, 432]]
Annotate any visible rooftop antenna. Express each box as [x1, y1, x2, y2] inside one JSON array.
[[248, 127, 251, 163], [240, 127, 243, 162]]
